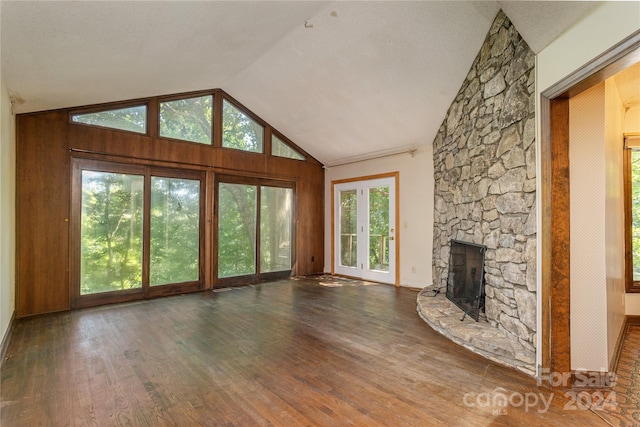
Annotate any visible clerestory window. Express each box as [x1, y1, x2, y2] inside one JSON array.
[[222, 99, 264, 153], [71, 105, 147, 134], [159, 95, 213, 144], [272, 134, 306, 161]]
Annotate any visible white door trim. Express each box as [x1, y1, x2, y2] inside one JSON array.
[[331, 172, 399, 286]]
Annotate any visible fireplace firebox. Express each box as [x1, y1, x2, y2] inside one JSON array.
[[446, 240, 486, 321]]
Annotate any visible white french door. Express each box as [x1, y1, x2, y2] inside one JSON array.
[[333, 176, 396, 284]]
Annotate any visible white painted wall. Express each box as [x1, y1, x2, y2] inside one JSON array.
[[0, 73, 16, 347], [625, 106, 640, 134], [567, 80, 625, 371], [604, 78, 627, 367], [323, 146, 434, 288], [537, 2, 640, 94], [569, 83, 609, 371], [536, 1, 640, 373]]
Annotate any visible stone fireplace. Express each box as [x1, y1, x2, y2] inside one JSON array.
[[418, 10, 537, 374]]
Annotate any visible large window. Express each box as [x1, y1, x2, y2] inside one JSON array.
[[260, 186, 293, 273], [80, 170, 144, 294], [217, 178, 294, 281], [218, 182, 257, 278], [626, 139, 640, 292], [150, 177, 201, 285], [21, 88, 321, 317], [62, 89, 310, 310], [73, 160, 204, 306]]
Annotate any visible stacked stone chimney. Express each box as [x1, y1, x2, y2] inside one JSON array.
[[432, 10, 536, 356]]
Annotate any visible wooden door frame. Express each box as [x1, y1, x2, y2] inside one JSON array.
[[540, 31, 640, 377], [331, 172, 400, 286]]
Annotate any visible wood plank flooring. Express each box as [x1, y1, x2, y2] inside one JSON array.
[[1, 277, 610, 426]]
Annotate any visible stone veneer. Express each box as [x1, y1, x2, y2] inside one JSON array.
[[430, 11, 536, 366]]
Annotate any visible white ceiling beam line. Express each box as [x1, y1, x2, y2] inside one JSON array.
[[323, 144, 426, 169]]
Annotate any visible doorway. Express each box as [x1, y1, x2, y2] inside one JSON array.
[[332, 173, 398, 285], [541, 32, 640, 376]]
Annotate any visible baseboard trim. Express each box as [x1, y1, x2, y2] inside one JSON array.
[[625, 315, 640, 325], [610, 315, 640, 374], [0, 311, 16, 369]]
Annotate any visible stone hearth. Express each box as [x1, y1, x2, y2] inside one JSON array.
[[427, 10, 537, 374], [417, 288, 535, 375]]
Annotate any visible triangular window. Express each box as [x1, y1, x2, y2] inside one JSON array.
[[272, 134, 305, 161], [71, 105, 147, 134]]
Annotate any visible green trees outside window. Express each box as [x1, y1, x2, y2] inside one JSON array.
[[260, 187, 293, 273], [79, 168, 203, 295], [631, 151, 640, 281], [159, 95, 212, 144], [272, 134, 305, 160], [222, 100, 264, 153], [80, 171, 144, 295], [218, 183, 257, 278], [71, 105, 147, 134], [150, 177, 201, 286], [368, 186, 390, 272], [80, 169, 294, 293], [218, 182, 294, 278], [69, 91, 306, 305], [340, 190, 358, 268]]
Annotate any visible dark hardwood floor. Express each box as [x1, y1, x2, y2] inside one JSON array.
[[1, 277, 609, 426]]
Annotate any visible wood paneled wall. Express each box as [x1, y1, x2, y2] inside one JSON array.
[[16, 89, 325, 317]]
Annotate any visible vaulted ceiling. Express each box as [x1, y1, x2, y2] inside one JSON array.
[[1, 1, 600, 165]]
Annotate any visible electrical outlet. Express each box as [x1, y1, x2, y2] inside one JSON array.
[[412, 266, 416, 273]]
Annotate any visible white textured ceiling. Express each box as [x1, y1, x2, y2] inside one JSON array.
[[1, 1, 599, 165]]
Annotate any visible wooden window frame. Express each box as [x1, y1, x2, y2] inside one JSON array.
[[271, 130, 307, 161], [624, 147, 640, 292], [69, 101, 150, 136], [213, 174, 296, 287], [157, 91, 215, 146], [67, 88, 314, 164], [71, 158, 206, 309], [17, 86, 324, 317], [221, 95, 267, 155]]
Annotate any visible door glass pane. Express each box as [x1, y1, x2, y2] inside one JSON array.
[[632, 151, 640, 281], [80, 171, 144, 295], [159, 95, 213, 144], [150, 177, 200, 286], [218, 183, 257, 278], [369, 186, 390, 272], [260, 187, 292, 273], [340, 190, 357, 268]]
